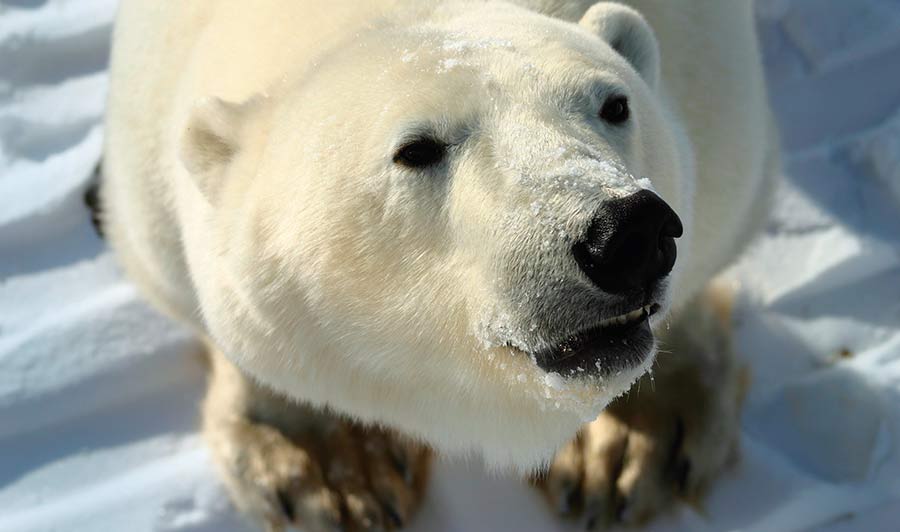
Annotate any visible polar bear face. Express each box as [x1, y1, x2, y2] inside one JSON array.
[[183, 2, 693, 467]]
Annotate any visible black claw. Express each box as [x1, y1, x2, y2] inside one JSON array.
[[614, 497, 628, 523], [389, 453, 413, 486], [670, 417, 686, 459], [675, 459, 692, 494], [583, 495, 607, 529], [562, 491, 576, 516], [276, 490, 296, 522], [584, 506, 607, 531], [384, 503, 404, 529], [667, 416, 691, 492], [557, 483, 581, 516]]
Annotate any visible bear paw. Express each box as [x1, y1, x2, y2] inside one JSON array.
[[208, 410, 431, 532], [538, 394, 736, 529]]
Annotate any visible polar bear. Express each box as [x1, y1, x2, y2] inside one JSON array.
[[101, 0, 777, 529]]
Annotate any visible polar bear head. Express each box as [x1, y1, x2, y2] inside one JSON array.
[[182, 1, 693, 469]]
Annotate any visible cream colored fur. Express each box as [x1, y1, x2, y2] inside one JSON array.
[[103, 0, 774, 475]]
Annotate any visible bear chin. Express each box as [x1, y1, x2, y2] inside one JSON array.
[[533, 302, 660, 378], [477, 346, 658, 471]]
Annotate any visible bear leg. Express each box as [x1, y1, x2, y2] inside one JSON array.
[[203, 346, 432, 531]]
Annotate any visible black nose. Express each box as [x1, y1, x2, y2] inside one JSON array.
[[572, 189, 683, 295]]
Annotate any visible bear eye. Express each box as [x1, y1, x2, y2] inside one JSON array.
[[599, 96, 630, 124], [393, 138, 447, 168]]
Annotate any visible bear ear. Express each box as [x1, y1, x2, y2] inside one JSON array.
[[579, 2, 660, 87], [180, 97, 249, 201]]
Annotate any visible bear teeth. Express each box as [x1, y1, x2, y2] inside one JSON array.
[[599, 305, 653, 328]]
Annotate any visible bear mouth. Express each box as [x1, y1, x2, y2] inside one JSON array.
[[534, 303, 660, 378]]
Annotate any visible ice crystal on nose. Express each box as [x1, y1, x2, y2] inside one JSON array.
[[543, 372, 565, 390], [635, 176, 656, 191]]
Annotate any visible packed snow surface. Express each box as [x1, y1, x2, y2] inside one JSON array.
[[2, 1, 900, 531]]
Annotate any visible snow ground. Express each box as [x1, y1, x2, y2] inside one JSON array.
[[2, 1, 900, 531]]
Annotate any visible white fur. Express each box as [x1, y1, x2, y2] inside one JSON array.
[[103, 0, 775, 469]]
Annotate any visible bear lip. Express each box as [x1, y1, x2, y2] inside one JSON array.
[[534, 303, 659, 377]]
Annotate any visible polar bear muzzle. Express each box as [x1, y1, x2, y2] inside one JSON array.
[[533, 190, 682, 378]]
